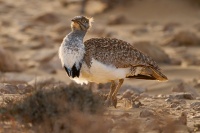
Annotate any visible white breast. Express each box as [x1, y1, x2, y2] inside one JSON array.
[[71, 58, 130, 84], [59, 40, 85, 69]]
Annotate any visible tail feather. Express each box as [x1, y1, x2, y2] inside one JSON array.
[[126, 66, 168, 81], [150, 67, 168, 81]]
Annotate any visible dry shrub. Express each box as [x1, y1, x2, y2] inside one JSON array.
[[0, 82, 108, 133], [0, 82, 190, 133]]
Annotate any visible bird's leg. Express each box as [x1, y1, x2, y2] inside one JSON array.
[[111, 79, 124, 108], [105, 80, 116, 107]]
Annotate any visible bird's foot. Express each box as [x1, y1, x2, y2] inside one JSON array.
[[104, 96, 117, 108]]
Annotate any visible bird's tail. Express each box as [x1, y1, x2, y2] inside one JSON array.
[[126, 66, 168, 81], [150, 67, 168, 81]]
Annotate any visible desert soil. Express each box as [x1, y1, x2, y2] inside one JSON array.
[[0, 0, 200, 132]]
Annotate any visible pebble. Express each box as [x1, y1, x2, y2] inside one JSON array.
[[140, 109, 154, 118], [169, 93, 195, 100]]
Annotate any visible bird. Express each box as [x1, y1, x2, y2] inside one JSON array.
[[59, 16, 168, 107]]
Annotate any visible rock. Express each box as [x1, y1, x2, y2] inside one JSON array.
[[162, 22, 180, 32], [155, 94, 166, 99], [170, 103, 181, 108], [169, 58, 182, 65], [26, 61, 39, 68], [181, 53, 200, 66], [171, 83, 187, 92], [34, 12, 59, 24], [27, 42, 44, 50], [169, 93, 195, 100], [0, 34, 20, 51], [0, 46, 23, 72], [17, 84, 34, 94], [177, 112, 187, 125], [133, 101, 142, 108], [53, 24, 70, 35], [28, 76, 55, 89], [85, 1, 108, 15], [1, 19, 11, 27], [52, 24, 71, 42], [133, 41, 170, 63], [0, 72, 35, 83], [0, 3, 14, 14], [132, 27, 148, 36], [107, 15, 127, 25], [165, 98, 172, 103], [171, 82, 199, 97], [190, 102, 200, 111], [29, 35, 54, 48], [175, 106, 182, 110], [193, 78, 200, 88], [39, 56, 62, 74], [0, 83, 18, 94], [163, 31, 200, 46], [120, 89, 134, 100], [32, 49, 57, 63], [140, 109, 154, 118], [120, 85, 146, 94]]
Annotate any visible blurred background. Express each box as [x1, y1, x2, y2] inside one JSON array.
[[0, 0, 200, 94]]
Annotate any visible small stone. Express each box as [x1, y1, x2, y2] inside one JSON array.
[[107, 15, 127, 25], [119, 84, 146, 94], [0, 83, 18, 94], [32, 49, 57, 63], [132, 27, 148, 36], [28, 76, 55, 89], [165, 98, 172, 103], [172, 82, 199, 97], [1, 72, 35, 83], [190, 102, 200, 111], [27, 42, 44, 50], [85, 1, 108, 15], [133, 41, 170, 64], [177, 112, 187, 125], [133, 101, 142, 108], [120, 89, 134, 99], [0, 46, 23, 72], [34, 12, 59, 24], [163, 22, 180, 32], [140, 109, 154, 118], [175, 106, 182, 110], [163, 31, 200, 46], [170, 103, 179, 108], [196, 97, 200, 100], [17, 84, 34, 94], [139, 93, 150, 98], [38, 56, 62, 74], [157, 94, 166, 99], [169, 93, 195, 100]]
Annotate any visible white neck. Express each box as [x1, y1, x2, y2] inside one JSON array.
[[59, 30, 86, 69]]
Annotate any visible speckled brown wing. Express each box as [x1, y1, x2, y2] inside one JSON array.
[[84, 38, 158, 68], [84, 38, 168, 81]]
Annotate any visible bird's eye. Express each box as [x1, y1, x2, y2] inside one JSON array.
[[82, 19, 86, 23]]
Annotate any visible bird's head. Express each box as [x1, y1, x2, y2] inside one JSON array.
[[71, 16, 93, 31]]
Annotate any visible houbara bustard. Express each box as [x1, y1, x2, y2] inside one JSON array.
[[59, 16, 168, 107]]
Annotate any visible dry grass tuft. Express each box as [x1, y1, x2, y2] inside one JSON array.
[[0, 82, 106, 133]]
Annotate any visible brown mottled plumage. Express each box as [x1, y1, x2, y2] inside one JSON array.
[[84, 37, 167, 81], [59, 16, 168, 108]]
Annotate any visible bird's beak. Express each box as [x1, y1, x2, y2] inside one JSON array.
[[71, 18, 76, 22]]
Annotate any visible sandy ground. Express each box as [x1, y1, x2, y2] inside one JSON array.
[[0, 0, 200, 132]]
